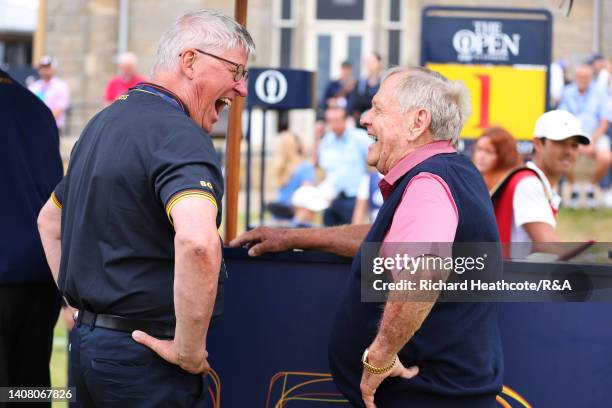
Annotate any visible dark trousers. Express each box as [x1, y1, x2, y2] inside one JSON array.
[[69, 324, 209, 407], [323, 196, 356, 226], [0, 284, 62, 407]]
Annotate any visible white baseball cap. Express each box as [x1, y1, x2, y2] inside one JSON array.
[[533, 110, 590, 145], [291, 185, 330, 212]]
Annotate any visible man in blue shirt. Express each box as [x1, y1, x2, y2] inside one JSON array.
[[0, 68, 63, 395], [559, 63, 611, 208], [318, 107, 372, 226]]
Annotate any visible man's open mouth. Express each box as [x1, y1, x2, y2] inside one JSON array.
[[214, 97, 232, 115]]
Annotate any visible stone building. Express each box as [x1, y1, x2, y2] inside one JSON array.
[[39, 0, 612, 140], [36, 0, 612, 223]]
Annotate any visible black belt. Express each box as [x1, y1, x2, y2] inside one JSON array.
[[75, 310, 175, 338]]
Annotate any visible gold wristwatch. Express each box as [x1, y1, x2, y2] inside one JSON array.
[[361, 348, 397, 375]]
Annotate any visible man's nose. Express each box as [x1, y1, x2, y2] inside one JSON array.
[[360, 110, 372, 127], [235, 79, 248, 97]]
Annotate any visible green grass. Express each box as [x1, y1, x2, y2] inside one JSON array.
[[556, 208, 612, 242], [50, 317, 67, 408]]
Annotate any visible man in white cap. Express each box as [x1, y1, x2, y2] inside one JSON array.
[[492, 110, 591, 243], [28, 55, 71, 132]]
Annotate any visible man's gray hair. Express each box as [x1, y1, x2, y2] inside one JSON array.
[[383, 66, 471, 146], [153, 9, 256, 74]]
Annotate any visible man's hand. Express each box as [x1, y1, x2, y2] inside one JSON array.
[[360, 356, 419, 408], [229, 226, 294, 256], [132, 330, 210, 375], [61, 306, 76, 332]]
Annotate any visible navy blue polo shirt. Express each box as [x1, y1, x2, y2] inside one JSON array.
[[53, 83, 225, 323], [0, 69, 62, 285]]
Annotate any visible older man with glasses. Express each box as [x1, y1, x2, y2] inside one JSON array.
[[37, 9, 255, 406]]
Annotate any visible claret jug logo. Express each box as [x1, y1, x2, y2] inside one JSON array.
[[452, 21, 521, 63]]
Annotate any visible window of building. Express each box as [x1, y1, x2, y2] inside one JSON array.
[[277, 0, 296, 68], [384, 0, 403, 66], [316, 0, 364, 21]]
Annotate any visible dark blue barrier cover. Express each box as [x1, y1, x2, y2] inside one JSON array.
[[208, 248, 612, 407]]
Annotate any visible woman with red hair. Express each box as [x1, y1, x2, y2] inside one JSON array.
[[473, 127, 523, 191]]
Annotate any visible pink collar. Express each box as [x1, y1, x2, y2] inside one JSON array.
[[379, 140, 456, 199]]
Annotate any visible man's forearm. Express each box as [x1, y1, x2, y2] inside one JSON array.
[[173, 236, 221, 360], [592, 119, 608, 142], [367, 264, 442, 364], [38, 199, 62, 285], [41, 238, 62, 285], [367, 300, 435, 365], [287, 224, 370, 257]]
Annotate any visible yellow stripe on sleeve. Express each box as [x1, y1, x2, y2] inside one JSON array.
[[165, 190, 218, 224], [50, 192, 62, 209]]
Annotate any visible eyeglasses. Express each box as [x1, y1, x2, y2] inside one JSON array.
[[192, 48, 248, 82]]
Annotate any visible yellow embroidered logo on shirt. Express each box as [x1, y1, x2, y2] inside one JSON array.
[[117, 94, 129, 100], [200, 181, 213, 189]]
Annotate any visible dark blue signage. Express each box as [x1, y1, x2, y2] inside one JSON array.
[[247, 68, 315, 109], [421, 6, 552, 66]]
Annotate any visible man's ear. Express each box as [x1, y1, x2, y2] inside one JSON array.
[[408, 108, 431, 141], [179, 50, 197, 80], [532, 137, 544, 155]]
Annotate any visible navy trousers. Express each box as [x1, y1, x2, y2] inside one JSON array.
[[323, 196, 356, 226], [68, 324, 209, 407]]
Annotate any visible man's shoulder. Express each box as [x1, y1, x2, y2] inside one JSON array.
[[51, 77, 69, 89], [28, 79, 43, 91], [106, 75, 122, 86]]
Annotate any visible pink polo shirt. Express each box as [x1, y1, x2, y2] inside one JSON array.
[[381, 140, 458, 244]]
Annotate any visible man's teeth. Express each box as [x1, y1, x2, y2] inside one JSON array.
[[219, 97, 232, 107], [369, 134, 378, 142]]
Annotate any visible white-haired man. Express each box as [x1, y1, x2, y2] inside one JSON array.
[[38, 9, 254, 406], [232, 67, 503, 407], [104, 51, 146, 104]]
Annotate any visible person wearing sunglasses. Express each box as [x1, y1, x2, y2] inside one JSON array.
[[38, 9, 255, 407]]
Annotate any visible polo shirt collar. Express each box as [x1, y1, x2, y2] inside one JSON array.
[[379, 140, 456, 200], [131, 82, 189, 115]]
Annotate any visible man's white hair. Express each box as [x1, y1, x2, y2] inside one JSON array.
[[152, 9, 256, 74], [383, 66, 471, 146]]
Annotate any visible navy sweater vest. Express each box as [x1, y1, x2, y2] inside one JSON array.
[[328, 152, 503, 408]]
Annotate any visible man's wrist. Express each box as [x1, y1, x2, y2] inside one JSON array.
[[362, 348, 397, 375], [363, 344, 396, 370]]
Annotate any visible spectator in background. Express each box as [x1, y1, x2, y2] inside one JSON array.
[[559, 63, 611, 208], [472, 126, 523, 191], [104, 52, 146, 104], [492, 110, 590, 243], [351, 169, 383, 224], [352, 52, 383, 127], [0, 68, 63, 392], [28, 55, 70, 133], [319, 60, 357, 116], [268, 131, 317, 225], [590, 54, 611, 92], [550, 59, 569, 108], [318, 107, 371, 226]]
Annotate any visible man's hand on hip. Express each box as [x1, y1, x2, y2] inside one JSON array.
[[131, 330, 210, 375], [360, 353, 419, 408]]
